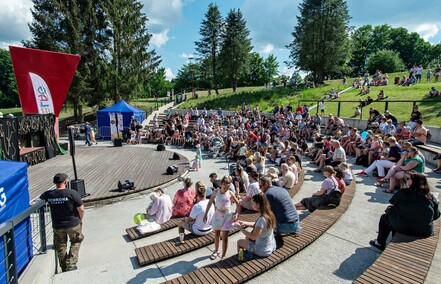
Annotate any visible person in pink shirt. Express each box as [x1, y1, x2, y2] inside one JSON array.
[[146, 188, 173, 224], [172, 178, 196, 217]]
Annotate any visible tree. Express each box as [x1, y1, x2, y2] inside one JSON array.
[[25, 0, 161, 119], [26, 0, 110, 119], [195, 3, 223, 95], [349, 25, 374, 75], [219, 9, 252, 92], [263, 54, 279, 83], [103, 0, 161, 103], [241, 52, 266, 86], [149, 68, 172, 98], [366, 49, 404, 74], [287, 0, 351, 84], [0, 49, 19, 108]]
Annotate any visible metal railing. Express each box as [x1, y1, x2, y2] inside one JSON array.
[[298, 99, 433, 120], [0, 200, 51, 284]]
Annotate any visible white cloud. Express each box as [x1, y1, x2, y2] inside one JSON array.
[[262, 43, 274, 54], [242, 0, 299, 51], [412, 24, 440, 41], [0, 0, 32, 44], [164, 67, 175, 80], [179, 53, 194, 59], [278, 66, 293, 77], [151, 29, 170, 48], [142, 0, 184, 33]]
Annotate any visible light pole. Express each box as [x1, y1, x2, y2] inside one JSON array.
[[188, 57, 195, 98]]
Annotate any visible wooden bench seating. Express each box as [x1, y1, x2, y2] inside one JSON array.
[[126, 217, 182, 241], [134, 173, 305, 266], [416, 143, 441, 154], [127, 173, 304, 243], [135, 212, 259, 266], [353, 219, 440, 284], [162, 173, 355, 284]]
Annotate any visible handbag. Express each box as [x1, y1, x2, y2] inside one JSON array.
[[384, 205, 394, 214], [326, 178, 342, 207], [431, 195, 440, 220]]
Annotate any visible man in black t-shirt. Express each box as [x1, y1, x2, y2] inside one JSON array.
[[40, 173, 84, 272]]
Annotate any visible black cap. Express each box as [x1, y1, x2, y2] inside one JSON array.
[[53, 173, 68, 184]]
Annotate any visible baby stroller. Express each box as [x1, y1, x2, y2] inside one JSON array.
[[210, 141, 224, 159], [184, 131, 193, 148], [73, 127, 82, 140]]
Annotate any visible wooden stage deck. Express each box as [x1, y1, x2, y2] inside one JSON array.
[[27, 146, 189, 203]]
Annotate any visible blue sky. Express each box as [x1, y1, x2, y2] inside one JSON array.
[[1, 0, 441, 80]]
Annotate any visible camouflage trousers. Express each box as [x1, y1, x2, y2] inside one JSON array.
[[53, 224, 84, 271]]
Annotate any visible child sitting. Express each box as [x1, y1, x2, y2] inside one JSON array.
[[338, 162, 353, 186]]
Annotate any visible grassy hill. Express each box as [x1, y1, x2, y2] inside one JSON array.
[[180, 72, 441, 126]]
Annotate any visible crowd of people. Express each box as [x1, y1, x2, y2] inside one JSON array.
[[136, 99, 439, 260]]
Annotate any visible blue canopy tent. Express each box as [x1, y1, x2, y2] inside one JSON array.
[[0, 161, 32, 279], [96, 100, 145, 140]]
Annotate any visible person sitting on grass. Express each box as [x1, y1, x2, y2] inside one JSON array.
[[236, 193, 277, 258], [429, 86, 439, 98]]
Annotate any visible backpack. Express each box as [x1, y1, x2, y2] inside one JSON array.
[[426, 130, 432, 141], [172, 152, 180, 160], [157, 144, 165, 151], [356, 154, 369, 167]]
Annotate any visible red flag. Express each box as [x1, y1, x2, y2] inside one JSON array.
[[9, 46, 80, 117]]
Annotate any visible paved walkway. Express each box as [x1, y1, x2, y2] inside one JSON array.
[[26, 141, 441, 283]]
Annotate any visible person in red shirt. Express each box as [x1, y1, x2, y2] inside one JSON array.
[[247, 130, 258, 147], [296, 105, 303, 114]]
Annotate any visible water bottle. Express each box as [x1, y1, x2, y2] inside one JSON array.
[[238, 248, 244, 262], [246, 242, 253, 260]]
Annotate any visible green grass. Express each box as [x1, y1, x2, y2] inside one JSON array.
[[179, 72, 441, 126], [3, 72, 440, 126]]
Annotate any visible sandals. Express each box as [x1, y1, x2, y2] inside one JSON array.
[[369, 240, 385, 251], [374, 182, 384, 187], [382, 189, 394, 194], [210, 252, 219, 260]]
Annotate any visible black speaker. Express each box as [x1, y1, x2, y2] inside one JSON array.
[[70, 179, 87, 197], [118, 179, 135, 191], [166, 165, 178, 174], [114, 138, 122, 147], [157, 144, 165, 151], [172, 152, 180, 160]]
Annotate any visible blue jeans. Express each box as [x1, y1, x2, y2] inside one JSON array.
[[276, 220, 299, 235]]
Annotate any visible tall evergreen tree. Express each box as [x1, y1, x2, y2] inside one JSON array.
[[195, 3, 223, 95], [263, 54, 279, 83], [102, 0, 161, 103], [219, 9, 252, 92], [0, 49, 19, 108], [25, 0, 109, 119], [287, 0, 351, 84]]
